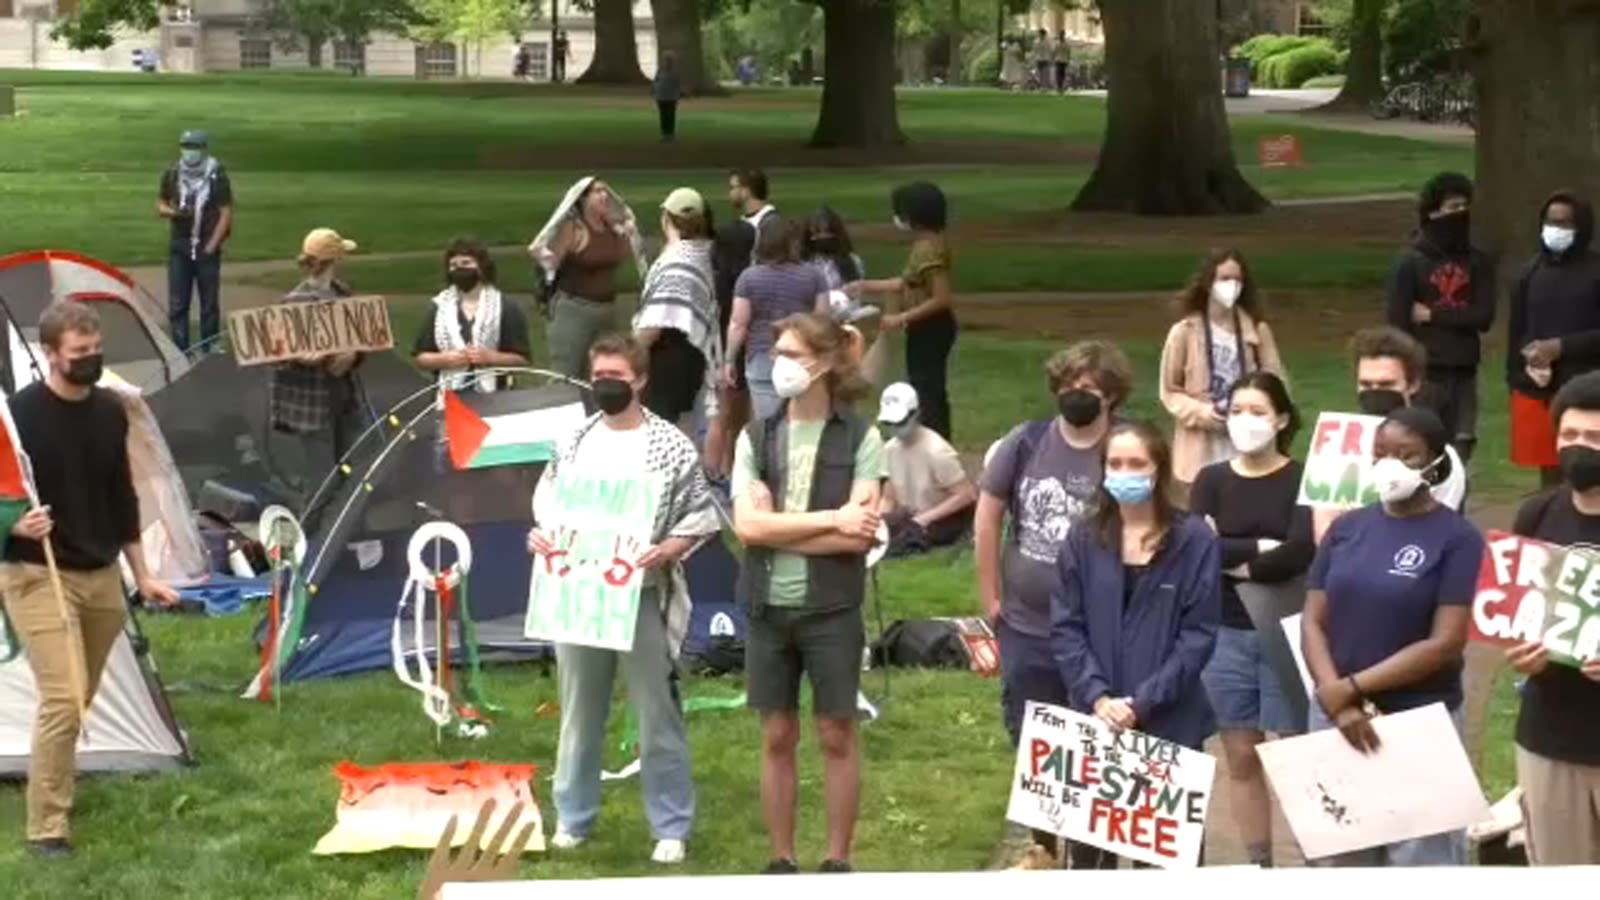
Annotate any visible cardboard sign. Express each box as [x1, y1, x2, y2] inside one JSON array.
[[1297, 412, 1384, 510], [1258, 134, 1305, 168], [1471, 531, 1600, 666], [312, 761, 544, 856], [1258, 703, 1491, 859], [1005, 701, 1215, 868], [524, 473, 660, 651], [227, 295, 394, 366]]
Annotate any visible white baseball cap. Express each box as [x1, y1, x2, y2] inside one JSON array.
[[877, 382, 919, 425]]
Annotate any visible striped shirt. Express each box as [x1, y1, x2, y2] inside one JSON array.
[[735, 262, 827, 355]]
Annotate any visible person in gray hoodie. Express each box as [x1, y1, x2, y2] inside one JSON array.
[[1507, 189, 1600, 487]]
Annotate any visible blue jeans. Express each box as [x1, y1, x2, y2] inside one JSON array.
[[997, 618, 1070, 745], [745, 350, 778, 422], [553, 588, 694, 840], [168, 245, 222, 353], [1202, 625, 1299, 734], [1306, 701, 1467, 866]]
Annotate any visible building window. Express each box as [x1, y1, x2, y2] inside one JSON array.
[[527, 42, 548, 81], [418, 41, 457, 78], [239, 38, 272, 70], [333, 40, 365, 73], [1297, 3, 1329, 35]]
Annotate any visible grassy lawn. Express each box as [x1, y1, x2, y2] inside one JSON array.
[[0, 72, 1470, 265], [0, 73, 1523, 895]]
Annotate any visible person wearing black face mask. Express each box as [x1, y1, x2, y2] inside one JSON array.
[[526, 334, 716, 866], [414, 238, 532, 393], [973, 340, 1133, 863], [1385, 171, 1495, 465], [1496, 371, 1600, 865], [800, 206, 863, 291], [2, 301, 180, 859]]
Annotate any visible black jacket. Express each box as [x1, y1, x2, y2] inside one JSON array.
[[1385, 234, 1496, 371], [1506, 191, 1600, 398]]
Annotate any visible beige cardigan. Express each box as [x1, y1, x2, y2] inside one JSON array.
[[1158, 311, 1286, 485]]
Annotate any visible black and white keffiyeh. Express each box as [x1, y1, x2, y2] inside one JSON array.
[[635, 238, 721, 412], [176, 155, 218, 256], [430, 285, 504, 393], [528, 176, 649, 283]]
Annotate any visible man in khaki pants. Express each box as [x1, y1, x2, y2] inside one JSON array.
[[1, 301, 178, 859]]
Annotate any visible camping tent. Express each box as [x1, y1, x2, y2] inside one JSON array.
[[0, 251, 191, 394], [0, 613, 192, 777], [249, 378, 743, 689]]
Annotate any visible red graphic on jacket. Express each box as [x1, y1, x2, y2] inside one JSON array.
[[1429, 262, 1470, 310]]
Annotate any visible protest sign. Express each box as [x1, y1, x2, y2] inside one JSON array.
[[227, 295, 394, 366], [1005, 701, 1215, 868], [1471, 530, 1600, 666], [1258, 135, 1306, 168], [524, 472, 660, 651], [1258, 703, 1491, 859], [1296, 412, 1383, 509], [1280, 613, 1314, 702], [1237, 580, 1310, 732]]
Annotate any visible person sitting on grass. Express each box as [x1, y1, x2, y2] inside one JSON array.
[[731, 312, 884, 875], [876, 381, 975, 556], [412, 238, 532, 392]]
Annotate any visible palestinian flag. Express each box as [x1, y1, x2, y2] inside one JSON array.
[[441, 388, 587, 470], [0, 402, 34, 660]]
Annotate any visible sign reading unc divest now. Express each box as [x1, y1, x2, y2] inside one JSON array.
[[524, 473, 660, 652], [1006, 702, 1215, 869], [1471, 531, 1600, 666], [1296, 412, 1383, 510], [227, 295, 394, 366]]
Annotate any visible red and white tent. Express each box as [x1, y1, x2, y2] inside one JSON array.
[[0, 251, 191, 393]]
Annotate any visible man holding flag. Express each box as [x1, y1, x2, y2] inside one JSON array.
[[0, 301, 179, 859]]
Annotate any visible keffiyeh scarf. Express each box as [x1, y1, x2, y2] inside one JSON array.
[[430, 286, 504, 393], [177, 155, 217, 257], [528, 176, 649, 285], [635, 239, 721, 413]]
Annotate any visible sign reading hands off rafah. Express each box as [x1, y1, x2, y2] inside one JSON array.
[[1296, 412, 1384, 509], [227, 295, 394, 366], [525, 472, 660, 652], [1471, 531, 1600, 666], [1006, 702, 1215, 868]]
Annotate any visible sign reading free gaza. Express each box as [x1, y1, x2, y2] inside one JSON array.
[[1296, 412, 1384, 510], [1472, 531, 1600, 666]]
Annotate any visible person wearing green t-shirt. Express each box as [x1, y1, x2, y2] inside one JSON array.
[[731, 312, 885, 875]]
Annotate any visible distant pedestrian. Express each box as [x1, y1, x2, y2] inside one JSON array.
[[1031, 29, 1052, 91], [157, 129, 233, 353], [1053, 31, 1070, 92], [552, 30, 570, 82], [654, 52, 681, 142]]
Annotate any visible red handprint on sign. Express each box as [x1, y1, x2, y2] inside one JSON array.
[[602, 534, 645, 586], [542, 549, 571, 577]]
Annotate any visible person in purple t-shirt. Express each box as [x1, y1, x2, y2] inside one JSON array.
[[1303, 406, 1482, 867], [723, 218, 828, 421]]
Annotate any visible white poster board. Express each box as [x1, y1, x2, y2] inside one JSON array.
[[1004, 701, 1215, 869], [1280, 613, 1314, 701], [1296, 412, 1383, 510], [1256, 703, 1491, 860]]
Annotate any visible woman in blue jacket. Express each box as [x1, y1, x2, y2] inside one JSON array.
[[1051, 420, 1221, 868]]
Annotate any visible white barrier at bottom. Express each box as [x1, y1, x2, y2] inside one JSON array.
[[442, 867, 1599, 899]]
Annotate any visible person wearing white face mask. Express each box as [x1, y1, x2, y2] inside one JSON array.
[[1507, 190, 1600, 490], [876, 382, 975, 556], [1189, 372, 1314, 868], [1300, 406, 1482, 867], [1159, 249, 1285, 507]]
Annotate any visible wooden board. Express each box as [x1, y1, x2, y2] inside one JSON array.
[[227, 295, 394, 367]]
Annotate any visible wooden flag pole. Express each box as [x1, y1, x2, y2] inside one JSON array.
[[40, 535, 90, 727]]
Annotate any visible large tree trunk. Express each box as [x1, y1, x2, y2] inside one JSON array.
[[1469, 1, 1600, 266], [1072, 0, 1266, 215], [810, 0, 903, 148], [1323, 0, 1385, 110], [649, 0, 718, 94], [577, 0, 647, 84]]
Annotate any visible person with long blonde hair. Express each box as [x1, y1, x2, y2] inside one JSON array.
[[730, 312, 884, 874]]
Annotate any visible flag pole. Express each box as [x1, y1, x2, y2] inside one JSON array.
[[40, 535, 90, 727]]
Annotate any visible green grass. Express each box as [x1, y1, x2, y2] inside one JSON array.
[[0, 72, 1470, 265]]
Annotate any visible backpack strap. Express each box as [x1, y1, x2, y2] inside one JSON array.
[[1513, 488, 1562, 538], [1008, 418, 1055, 519]]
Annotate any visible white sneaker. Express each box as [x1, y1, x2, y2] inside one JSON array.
[[856, 690, 879, 722], [651, 839, 686, 864], [550, 830, 587, 850]]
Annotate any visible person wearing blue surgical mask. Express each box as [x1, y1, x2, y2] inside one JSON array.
[[876, 382, 976, 556], [1050, 420, 1220, 869]]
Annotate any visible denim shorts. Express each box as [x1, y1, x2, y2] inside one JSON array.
[[1200, 625, 1299, 734]]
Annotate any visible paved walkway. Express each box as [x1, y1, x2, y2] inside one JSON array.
[[1078, 87, 1474, 145]]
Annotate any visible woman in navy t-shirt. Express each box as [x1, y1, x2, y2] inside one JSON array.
[[1303, 406, 1484, 867]]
